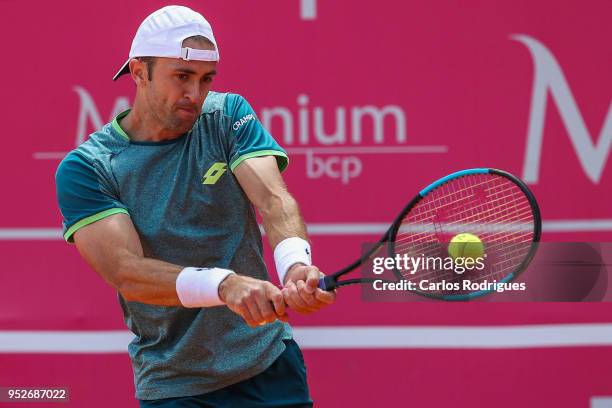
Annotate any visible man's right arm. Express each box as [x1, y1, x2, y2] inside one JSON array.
[[73, 213, 287, 326], [73, 212, 183, 306]]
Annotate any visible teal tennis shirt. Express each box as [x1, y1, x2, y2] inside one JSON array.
[[55, 92, 292, 400]]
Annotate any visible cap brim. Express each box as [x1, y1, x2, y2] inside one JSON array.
[[112, 59, 131, 81]]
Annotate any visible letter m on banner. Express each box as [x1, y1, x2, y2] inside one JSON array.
[[73, 86, 131, 146], [514, 35, 612, 184]]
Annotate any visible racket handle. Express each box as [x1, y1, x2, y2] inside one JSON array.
[[318, 275, 336, 291]]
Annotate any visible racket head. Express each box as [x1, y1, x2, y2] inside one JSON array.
[[387, 168, 541, 300]]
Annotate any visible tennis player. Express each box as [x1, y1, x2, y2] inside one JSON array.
[[55, 5, 334, 407]]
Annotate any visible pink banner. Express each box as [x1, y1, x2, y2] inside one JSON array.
[[1, 0, 611, 406]]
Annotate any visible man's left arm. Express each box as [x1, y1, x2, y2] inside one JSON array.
[[234, 156, 335, 314]]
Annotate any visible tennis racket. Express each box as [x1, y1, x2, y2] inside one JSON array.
[[318, 168, 541, 300]]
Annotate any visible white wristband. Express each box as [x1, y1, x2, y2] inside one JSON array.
[[175, 267, 235, 307], [274, 237, 312, 286]]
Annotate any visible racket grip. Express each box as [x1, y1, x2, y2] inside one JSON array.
[[318, 276, 335, 291]]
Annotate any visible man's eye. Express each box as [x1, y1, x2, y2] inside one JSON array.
[[203, 77, 213, 83], [177, 74, 188, 80]]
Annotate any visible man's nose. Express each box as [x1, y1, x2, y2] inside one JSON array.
[[185, 82, 204, 103]]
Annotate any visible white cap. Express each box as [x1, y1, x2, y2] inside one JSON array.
[[113, 5, 220, 81]]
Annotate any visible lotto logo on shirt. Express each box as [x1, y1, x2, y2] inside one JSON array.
[[202, 163, 227, 185]]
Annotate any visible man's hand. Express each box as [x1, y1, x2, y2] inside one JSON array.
[[282, 264, 336, 314], [219, 274, 288, 327]]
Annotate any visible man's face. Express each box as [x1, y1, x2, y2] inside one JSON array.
[[138, 39, 217, 135]]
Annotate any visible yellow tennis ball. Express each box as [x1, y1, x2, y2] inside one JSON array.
[[448, 233, 484, 260]]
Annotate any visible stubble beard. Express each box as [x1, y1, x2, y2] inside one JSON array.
[[165, 109, 196, 134], [147, 86, 197, 136]]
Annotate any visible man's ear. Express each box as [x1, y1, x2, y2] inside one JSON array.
[[129, 59, 147, 85]]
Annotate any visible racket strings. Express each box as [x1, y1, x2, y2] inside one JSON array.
[[409, 176, 531, 234], [395, 204, 533, 245], [391, 174, 535, 296], [396, 207, 534, 250], [399, 175, 529, 228], [404, 183, 531, 232], [406, 179, 527, 228], [396, 231, 533, 265], [410, 176, 533, 249], [395, 184, 533, 248]]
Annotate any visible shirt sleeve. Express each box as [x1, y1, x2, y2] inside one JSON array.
[[55, 152, 129, 243], [225, 93, 288, 172]]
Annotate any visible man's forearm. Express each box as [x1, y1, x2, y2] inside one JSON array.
[[73, 213, 234, 308], [232, 155, 312, 285], [116, 255, 235, 308], [259, 191, 313, 286], [115, 253, 184, 305], [260, 191, 308, 248]]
